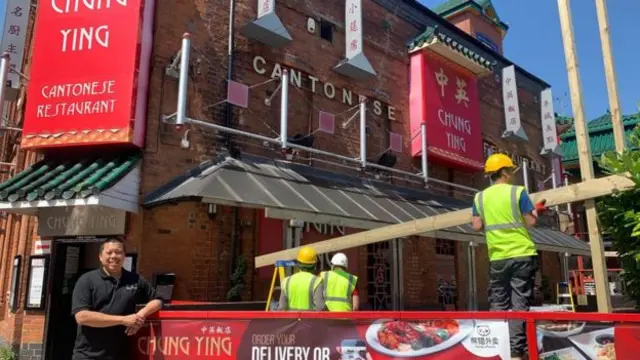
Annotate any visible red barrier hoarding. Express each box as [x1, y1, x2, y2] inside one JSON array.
[[133, 311, 640, 360], [22, 0, 155, 149], [134, 318, 511, 359], [409, 52, 484, 171]]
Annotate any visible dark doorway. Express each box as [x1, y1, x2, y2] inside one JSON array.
[[43, 240, 101, 360]]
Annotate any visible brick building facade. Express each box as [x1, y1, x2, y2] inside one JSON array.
[[0, 0, 581, 358]]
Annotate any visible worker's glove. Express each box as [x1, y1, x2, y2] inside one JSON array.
[[534, 199, 547, 215]]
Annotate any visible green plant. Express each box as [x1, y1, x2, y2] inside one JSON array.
[[226, 254, 247, 302], [597, 125, 640, 308], [0, 345, 16, 360]]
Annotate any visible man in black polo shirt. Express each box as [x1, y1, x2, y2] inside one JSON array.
[[71, 238, 163, 360]]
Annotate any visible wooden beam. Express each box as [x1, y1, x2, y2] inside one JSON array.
[[595, 0, 626, 153], [557, 0, 611, 312], [255, 174, 634, 268]]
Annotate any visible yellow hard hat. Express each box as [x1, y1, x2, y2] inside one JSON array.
[[296, 246, 318, 265], [484, 153, 515, 174]]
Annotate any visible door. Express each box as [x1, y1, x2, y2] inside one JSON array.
[[45, 242, 93, 359], [366, 239, 401, 310]]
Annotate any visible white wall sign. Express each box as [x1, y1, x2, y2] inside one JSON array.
[[33, 240, 52, 255], [38, 206, 127, 237], [345, 0, 363, 60], [0, 0, 30, 88], [257, 0, 274, 19], [540, 88, 561, 156], [501, 65, 527, 141]]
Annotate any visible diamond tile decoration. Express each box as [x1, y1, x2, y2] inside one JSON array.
[[389, 132, 403, 153], [318, 111, 335, 134], [227, 80, 249, 108]]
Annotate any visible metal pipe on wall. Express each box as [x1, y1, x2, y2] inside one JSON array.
[[522, 158, 530, 192], [224, 0, 237, 147], [176, 34, 191, 127], [0, 53, 10, 121], [359, 98, 367, 168], [565, 175, 572, 218], [280, 70, 289, 151], [467, 242, 477, 310], [421, 123, 428, 183]]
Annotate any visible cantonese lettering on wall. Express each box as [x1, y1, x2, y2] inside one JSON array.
[[251, 55, 396, 122], [22, 0, 155, 149]]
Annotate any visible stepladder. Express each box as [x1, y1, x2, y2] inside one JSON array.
[[556, 281, 576, 312], [265, 260, 297, 311]]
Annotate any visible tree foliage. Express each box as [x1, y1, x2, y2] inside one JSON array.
[[596, 126, 640, 307]]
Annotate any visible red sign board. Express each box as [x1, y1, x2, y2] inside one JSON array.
[[134, 318, 510, 359], [22, 0, 156, 149], [409, 52, 483, 171]]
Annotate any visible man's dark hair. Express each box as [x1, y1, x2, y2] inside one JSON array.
[[490, 168, 510, 182], [99, 237, 126, 254]]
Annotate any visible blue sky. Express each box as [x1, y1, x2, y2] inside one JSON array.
[[420, 0, 640, 121], [0, 1, 636, 121]]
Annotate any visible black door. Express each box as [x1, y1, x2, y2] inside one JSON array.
[[44, 243, 88, 360]]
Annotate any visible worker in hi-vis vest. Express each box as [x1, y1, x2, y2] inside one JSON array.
[[471, 153, 547, 360], [277, 246, 325, 311], [319, 253, 359, 311]]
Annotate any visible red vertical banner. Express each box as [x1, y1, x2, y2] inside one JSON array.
[[409, 52, 483, 171]]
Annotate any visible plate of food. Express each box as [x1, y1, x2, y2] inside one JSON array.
[[537, 321, 587, 338], [568, 327, 616, 360], [364, 319, 474, 357], [539, 347, 587, 360]]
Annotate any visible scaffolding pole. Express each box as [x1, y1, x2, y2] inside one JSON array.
[[557, 0, 611, 312]]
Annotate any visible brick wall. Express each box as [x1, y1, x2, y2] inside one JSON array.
[[136, 0, 553, 310]]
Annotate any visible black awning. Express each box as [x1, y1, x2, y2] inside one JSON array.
[[143, 154, 590, 256]]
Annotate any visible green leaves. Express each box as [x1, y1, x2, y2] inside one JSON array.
[[597, 125, 640, 308]]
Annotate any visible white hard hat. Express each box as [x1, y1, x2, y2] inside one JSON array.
[[330, 253, 348, 268]]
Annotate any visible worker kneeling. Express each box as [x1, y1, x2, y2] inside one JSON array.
[[320, 253, 359, 312], [471, 154, 547, 360], [278, 246, 325, 311]]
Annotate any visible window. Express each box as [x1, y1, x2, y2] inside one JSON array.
[[320, 20, 333, 42]]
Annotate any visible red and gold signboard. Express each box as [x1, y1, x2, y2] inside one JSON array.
[[22, 0, 156, 149], [409, 52, 483, 171]]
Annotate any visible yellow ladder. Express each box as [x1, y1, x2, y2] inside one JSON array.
[[556, 281, 576, 312], [265, 260, 297, 311]]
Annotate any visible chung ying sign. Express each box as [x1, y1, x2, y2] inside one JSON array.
[[38, 206, 126, 237], [252, 56, 396, 121], [409, 52, 483, 171], [22, 0, 156, 149]]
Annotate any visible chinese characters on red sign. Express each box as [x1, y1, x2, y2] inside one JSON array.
[[22, 0, 155, 148], [410, 52, 483, 171]]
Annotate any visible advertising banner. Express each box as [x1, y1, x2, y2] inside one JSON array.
[[134, 318, 511, 359], [409, 52, 483, 171], [22, 0, 155, 149], [536, 320, 618, 360]]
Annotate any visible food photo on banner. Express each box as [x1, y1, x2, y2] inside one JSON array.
[[535, 320, 617, 360], [133, 317, 512, 359]]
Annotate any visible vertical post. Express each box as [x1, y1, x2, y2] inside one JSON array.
[[421, 123, 428, 183], [557, 0, 611, 312], [564, 175, 572, 218], [467, 242, 477, 311], [0, 53, 11, 121], [552, 170, 559, 213], [522, 158, 530, 192], [595, 0, 625, 153], [359, 97, 367, 167], [280, 70, 289, 150]]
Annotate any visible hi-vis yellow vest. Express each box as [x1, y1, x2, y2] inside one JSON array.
[[473, 184, 537, 261], [282, 271, 322, 310], [320, 270, 357, 311]]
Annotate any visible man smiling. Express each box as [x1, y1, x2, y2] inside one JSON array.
[[71, 238, 163, 360]]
